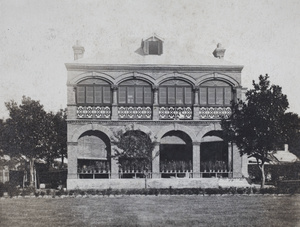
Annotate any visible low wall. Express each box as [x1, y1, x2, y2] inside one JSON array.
[[67, 178, 250, 190]]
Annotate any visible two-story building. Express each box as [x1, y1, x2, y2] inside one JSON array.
[[66, 35, 248, 189]]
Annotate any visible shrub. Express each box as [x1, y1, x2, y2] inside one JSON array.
[[0, 182, 5, 197], [34, 191, 40, 197], [40, 191, 46, 197], [236, 188, 245, 195], [46, 189, 51, 196], [205, 188, 219, 195]]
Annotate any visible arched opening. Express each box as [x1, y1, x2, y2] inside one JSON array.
[[77, 130, 111, 179], [200, 131, 229, 178], [160, 131, 192, 178], [115, 130, 153, 179]]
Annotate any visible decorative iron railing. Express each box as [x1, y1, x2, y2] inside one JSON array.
[[159, 106, 193, 120], [77, 106, 111, 119], [118, 106, 152, 119], [199, 107, 232, 119]]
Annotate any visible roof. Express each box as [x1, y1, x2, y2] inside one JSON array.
[[248, 149, 299, 164], [66, 36, 242, 68]]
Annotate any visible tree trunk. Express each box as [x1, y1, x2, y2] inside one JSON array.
[[60, 155, 64, 169], [29, 158, 35, 188], [259, 162, 265, 189]]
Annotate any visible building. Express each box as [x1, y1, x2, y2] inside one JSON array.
[[66, 35, 249, 189]]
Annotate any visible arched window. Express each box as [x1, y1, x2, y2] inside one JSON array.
[[159, 80, 193, 106], [118, 80, 153, 105], [76, 79, 112, 105], [199, 80, 232, 106]]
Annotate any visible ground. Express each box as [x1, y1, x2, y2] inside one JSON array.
[[1, 195, 299, 226]]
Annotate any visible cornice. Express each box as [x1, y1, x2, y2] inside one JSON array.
[[65, 63, 244, 73]]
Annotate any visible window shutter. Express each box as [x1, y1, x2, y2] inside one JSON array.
[[103, 87, 111, 104], [135, 87, 143, 104], [77, 87, 85, 104], [168, 87, 176, 104], [176, 87, 183, 104], [199, 88, 207, 105], [208, 88, 215, 105], [185, 87, 192, 104], [144, 87, 152, 104], [86, 87, 94, 103], [94, 86, 102, 104], [216, 88, 224, 105], [143, 41, 149, 55], [118, 87, 126, 104], [158, 41, 163, 55], [159, 87, 167, 104], [224, 87, 232, 105]]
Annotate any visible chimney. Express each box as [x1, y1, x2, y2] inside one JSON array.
[[213, 43, 226, 59], [72, 40, 85, 60], [284, 144, 288, 152]]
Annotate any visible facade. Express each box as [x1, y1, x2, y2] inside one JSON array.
[[66, 35, 248, 189]]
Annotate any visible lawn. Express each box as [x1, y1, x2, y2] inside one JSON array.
[[1, 195, 300, 227]]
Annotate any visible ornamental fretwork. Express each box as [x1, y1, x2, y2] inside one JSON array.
[[199, 107, 232, 119], [159, 106, 193, 120], [118, 106, 152, 119], [77, 106, 111, 119]]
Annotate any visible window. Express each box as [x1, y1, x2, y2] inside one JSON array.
[[76, 79, 112, 105], [142, 36, 163, 55], [159, 80, 193, 105], [118, 80, 153, 105], [199, 81, 232, 106]]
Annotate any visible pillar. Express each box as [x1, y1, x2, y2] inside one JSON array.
[[111, 85, 118, 121], [152, 86, 159, 121], [67, 142, 78, 179], [110, 144, 119, 179], [152, 142, 160, 178], [193, 87, 199, 120], [232, 143, 243, 178], [192, 142, 201, 178]]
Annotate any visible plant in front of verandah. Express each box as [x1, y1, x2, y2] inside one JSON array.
[[221, 75, 300, 188]]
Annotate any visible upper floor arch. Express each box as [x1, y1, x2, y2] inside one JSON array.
[[115, 72, 156, 87], [69, 71, 114, 86], [196, 73, 240, 87], [157, 72, 196, 87]]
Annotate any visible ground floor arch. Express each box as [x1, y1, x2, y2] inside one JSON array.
[[76, 130, 111, 179], [200, 131, 230, 178], [159, 130, 193, 178]]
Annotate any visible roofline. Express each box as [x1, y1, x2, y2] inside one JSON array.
[[65, 63, 244, 72]]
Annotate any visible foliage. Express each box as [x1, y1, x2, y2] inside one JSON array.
[[112, 128, 155, 173], [221, 75, 299, 188], [0, 97, 67, 187]]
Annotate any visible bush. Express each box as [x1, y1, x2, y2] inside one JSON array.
[[40, 191, 46, 197], [0, 182, 5, 197]]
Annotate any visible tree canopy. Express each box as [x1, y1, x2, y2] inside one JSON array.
[[221, 75, 300, 188], [0, 96, 67, 187], [112, 128, 155, 173]]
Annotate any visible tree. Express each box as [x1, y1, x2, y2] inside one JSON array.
[[1, 96, 52, 187], [221, 75, 299, 188], [46, 109, 67, 169], [112, 127, 155, 188]]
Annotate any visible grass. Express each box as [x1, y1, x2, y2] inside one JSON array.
[[1, 195, 300, 226]]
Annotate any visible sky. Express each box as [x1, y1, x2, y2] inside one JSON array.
[[1, 0, 300, 118]]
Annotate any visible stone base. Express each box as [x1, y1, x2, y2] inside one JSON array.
[[67, 178, 251, 190]]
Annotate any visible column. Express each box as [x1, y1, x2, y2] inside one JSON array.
[[67, 142, 78, 179], [232, 143, 243, 178], [228, 142, 233, 178], [152, 86, 159, 121], [193, 87, 200, 120], [111, 85, 118, 121], [152, 142, 160, 178], [110, 144, 119, 179], [192, 142, 201, 178]]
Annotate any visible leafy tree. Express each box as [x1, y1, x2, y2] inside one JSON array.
[[112, 128, 155, 187], [221, 75, 299, 188], [1, 96, 53, 187], [46, 109, 67, 169]]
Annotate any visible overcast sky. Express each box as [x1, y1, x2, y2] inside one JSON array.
[[1, 0, 300, 118]]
